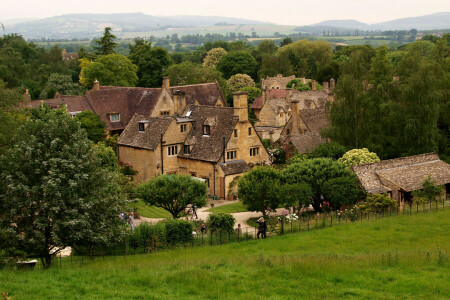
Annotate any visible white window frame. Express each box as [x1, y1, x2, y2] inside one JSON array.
[[167, 145, 178, 156], [109, 113, 120, 122]]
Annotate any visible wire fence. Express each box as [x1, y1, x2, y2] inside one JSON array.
[[13, 199, 450, 271]]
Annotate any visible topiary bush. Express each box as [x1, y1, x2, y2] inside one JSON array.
[[207, 212, 236, 233], [164, 219, 193, 245]]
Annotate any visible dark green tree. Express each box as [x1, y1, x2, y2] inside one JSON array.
[[94, 27, 118, 55], [39, 73, 84, 99], [281, 183, 313, 214], [74, 110, 106, 143], [136, 174, 207, 219], [217, 51, 258, 79]]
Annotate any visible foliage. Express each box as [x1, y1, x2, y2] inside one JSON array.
[[203, 47, 227, 68], [0, 80, 23, 155], [79, 54, 138, 88], [217, 51, 258, 79], [281, 183, 313, 213], [206, 213, 236, 233], [338, 148, 380, 167], [359, 194, 397, 213], [287, 153, 308, 164], [106, 134, 119, 152], [322, 177, 365, 210], [93, 27, 118, 56], [129, 42, 172, 88], [412, 176, 444, 204], [307, 142, 347, 160], [94, 142, 119, 171], [282, 158, 359, 212], [238, 167, 282, 217], [164, 219, 193, 245], [39, 73, 84, 99], [119, 161, 136, 176], [0, 105, 126, 268], [127, 222, 166, 252], [227, 74, 255, 92], [136, 174, 207, 219], [74, 110, 106, 143], [286, 79, 311, 91], [337, 205, 360, 222]]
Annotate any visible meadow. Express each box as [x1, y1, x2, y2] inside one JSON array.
[[1, 209, 449, 299]]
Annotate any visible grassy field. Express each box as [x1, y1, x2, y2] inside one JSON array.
[[1, 210, 449, 299], [129, 200, 172, 218], [206, 201, 249, 213]]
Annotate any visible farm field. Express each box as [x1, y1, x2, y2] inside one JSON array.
[[1, 209, 449, 299]]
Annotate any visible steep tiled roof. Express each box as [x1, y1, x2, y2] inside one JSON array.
[[291, 90, 329, 109], [251, 89, 287, 109], [219, 160, 250, 175], [29, 95, 93, 112], [351, 153, 450, 193], [288, 132, 326, 154], [117, 114, 172, 150], [268, 98, 290, 114], [300, 108, 330, 132], [178, 106, 238, 162], [261, 75, 296, 89]]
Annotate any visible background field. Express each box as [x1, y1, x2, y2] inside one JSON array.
[[1, 209, 449, 299]]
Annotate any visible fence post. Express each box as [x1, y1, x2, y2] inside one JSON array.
[[417, 203, 419, 213], [330, 216, 332, 227], [281, 217, 284, 235], [409, 204, 411, 215]]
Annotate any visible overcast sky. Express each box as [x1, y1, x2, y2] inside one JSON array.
[[1, 0, 449, 25]]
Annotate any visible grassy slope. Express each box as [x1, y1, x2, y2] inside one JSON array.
[[206, 201, 249, 213], [1, 210, 449, 299], [130, 200, 172, 218]]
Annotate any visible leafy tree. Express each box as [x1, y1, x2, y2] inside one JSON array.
[[238, 167, 282, 217], [136, 174, 207, 219], [203, 47, 227, 68], [74, 110, 106, 143], [286, 79, 311, 91], [167, 61, 225, 86], [227, 74, 255, 92], [281, 183, 313, 214], [93, 142, 119, 171], [79, 54, 138, 88], [217, 51, 258, 79], [206, 212, 236, 233], [280, 37, 292, 47], [0, 80, 23, 154], [282, 158, 357, 212], [412, 176, 444, 203], [307, 142, 347, 160], [94, 27, 118, 56], [359, 193, 396, 213], [322, 177, 365, 210], [338, 148, 380, 167], [39, 73, 84, 99], [0, 105, 126, 268], [129, 43, 172, 88]]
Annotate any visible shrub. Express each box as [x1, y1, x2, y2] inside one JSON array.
[[164, 219, 193, 245], [227, 74, 255, 92], [338, 148, 380, 167], [359, 194, 397, 213], [127, 223, 166, 252], [412, 176, 444, 204], [207, 213, 236, 233]]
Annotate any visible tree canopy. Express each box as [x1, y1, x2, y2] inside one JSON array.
[[39, 73, 84, 99], [338, 148, 380, 167], [227, 74, 255, 92], [74, 110, 106, 143], [136, 174, 207, 219], [217, 51, 258, 80], [94, 27, 118, 56], [203, 47, 227, 68]]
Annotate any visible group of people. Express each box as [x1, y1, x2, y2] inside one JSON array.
[[119, 211, 134, 230]]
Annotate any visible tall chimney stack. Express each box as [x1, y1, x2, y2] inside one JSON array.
[[23, 89, 32, 107], [93, 78, 100, 91], [162, 77, 170, 90], [173, 90, 186, 115], [323, 82, 329, 90], [233, 91, 248, 123], [289, 98, 301, 135], [312, 80, 317, 91], [262, 85, 268, 106]]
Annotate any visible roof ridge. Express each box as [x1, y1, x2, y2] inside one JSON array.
[[354, 152, 438, 169]]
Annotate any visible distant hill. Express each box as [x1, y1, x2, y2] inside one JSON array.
[[4, 13, 269, 39], [371, 12, 450, 30], [313, 19, 369, 29]]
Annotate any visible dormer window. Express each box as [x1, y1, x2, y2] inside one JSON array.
[[203, 125, 211, 136], [180, 124, 187, 133], [161, 111, 170, 116], [109, 113, 120, 122], [139, 122, 145, 132], [184, 145, 191, 154]]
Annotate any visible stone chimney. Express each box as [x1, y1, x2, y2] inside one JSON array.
[[301, 77, 306, 84], [233, 91, 248, 123], [323, 82, 329, 90], [289, 98, 301, 135], [173, 90, 186, 115], [262, 85, 268, 106], [162, 77, 170, 90], [312, 80, 317, 91], [330, 78, 335, 90], [23, 89, 32, 107], [93, 78, 100, 91]]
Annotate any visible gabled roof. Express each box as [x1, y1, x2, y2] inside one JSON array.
[[268, 99, 290, 114], [117, 114, 172, 150], [178, 106, 238, 162], [288, 132, 326, 154], [251, 89, 287, 109], [29, 95, 93, 112], [351, 153, 450, 193], [219, 160, 250, 176], [299, 108, 330, 132]]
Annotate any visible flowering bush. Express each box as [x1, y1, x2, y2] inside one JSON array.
[[284, 213, 299, 223], [337, 205, 360, 222], [119, 161, 136, 175]]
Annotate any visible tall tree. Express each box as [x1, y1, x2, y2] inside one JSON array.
[[216, 51, 258, 80], [39, 73, 84, 99], [0, 105, 126, 268], [74, 110, 106, 143], [94, 27, 118, 56], [0, 80, 23, 154]]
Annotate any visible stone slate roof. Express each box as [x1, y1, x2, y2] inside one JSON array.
[[300, 108, 330, 132], [117, 114, 172, 150], [288, 132, 326, 154], [178, 106, 238, 162], [29, 95, 93, 112], [351, 153, 450, 193], [261, 75, 296, 89], [268, 98, 290, 114], [291, 90, 329, 109], [219, 160, 250, 175], [251, 89, 287, 109], [33, 82, 225, 131]]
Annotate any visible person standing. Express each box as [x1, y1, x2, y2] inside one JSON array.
[[201, 223, 207, 235], [192, 204, 198, 219], [256, 217, 267, 239], [129, 212, 134, 230]]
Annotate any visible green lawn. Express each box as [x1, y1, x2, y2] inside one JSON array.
[[129, 200, 172, 218], [206, 201, 249, 213], [1, 210, 449, 299]]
